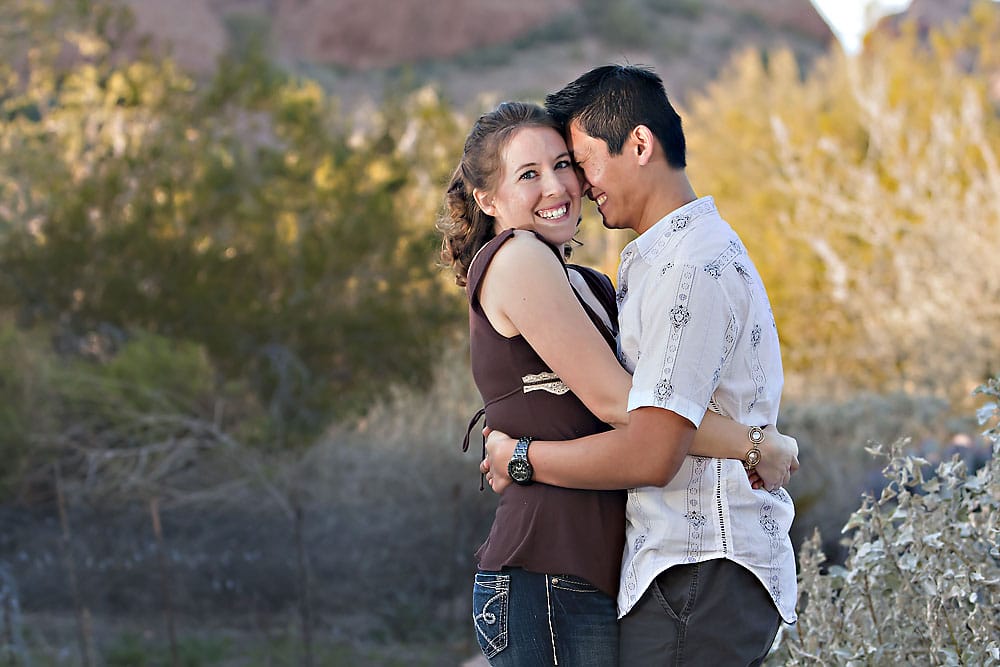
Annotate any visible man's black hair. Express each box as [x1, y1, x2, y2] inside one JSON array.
[[545, 64, 686, 168]]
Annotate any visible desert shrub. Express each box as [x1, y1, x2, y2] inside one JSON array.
[[772, 379, 1000, 665], [778, 391, 979, 562]]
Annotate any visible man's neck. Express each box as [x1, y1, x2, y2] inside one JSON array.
[[635, 170, 697, 236]]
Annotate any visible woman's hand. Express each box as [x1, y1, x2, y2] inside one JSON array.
[[482, 429, 516, 494], [750, 425, 799, 491]]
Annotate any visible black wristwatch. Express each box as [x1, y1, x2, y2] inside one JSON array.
[[508, 436, 534, 485]]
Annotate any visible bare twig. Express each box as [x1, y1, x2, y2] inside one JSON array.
[[54, 463, 92, 667]]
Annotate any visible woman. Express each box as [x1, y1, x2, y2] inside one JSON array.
[[437, 102, 795, 666]]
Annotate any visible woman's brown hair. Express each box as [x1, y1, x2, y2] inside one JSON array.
[[437, 101, 560, 286]]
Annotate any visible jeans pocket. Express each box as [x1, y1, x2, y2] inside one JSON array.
[[652, 563, 699, 622], [550, 574, 600, 594], [473, 571, 509, 660]]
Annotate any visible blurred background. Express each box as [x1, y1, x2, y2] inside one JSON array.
[[0, 0, 998, 664]]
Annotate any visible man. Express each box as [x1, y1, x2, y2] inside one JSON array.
[[483, 65, 797, 665]]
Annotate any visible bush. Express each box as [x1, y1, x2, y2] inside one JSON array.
[[773, 379, 1000, 664], [778, 391, 975, 563]]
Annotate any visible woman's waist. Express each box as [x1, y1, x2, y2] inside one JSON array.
[[493, 484, 626, 523], [482, 408, 611, 441]]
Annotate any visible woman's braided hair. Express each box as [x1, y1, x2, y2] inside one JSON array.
[[437, 101, 560, 286]]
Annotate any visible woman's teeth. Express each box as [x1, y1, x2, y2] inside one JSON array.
[[537, 204, 568, 219]]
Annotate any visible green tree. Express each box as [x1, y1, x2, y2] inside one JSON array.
[[0, 0, 464, 451]]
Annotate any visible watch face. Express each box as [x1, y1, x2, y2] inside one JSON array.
[[508, 458, 533, 483]]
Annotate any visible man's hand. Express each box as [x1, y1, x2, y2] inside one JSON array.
[[481, 429, 517, 494], [751, 425, 799, 491]]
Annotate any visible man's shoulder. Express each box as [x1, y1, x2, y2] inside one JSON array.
[[646, 216, 743, 268]]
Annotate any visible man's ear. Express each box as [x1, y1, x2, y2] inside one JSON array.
[[473, 188, 496, 217], [632, 125, 656, 166]]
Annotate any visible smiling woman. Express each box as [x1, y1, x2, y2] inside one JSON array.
[[438, 101, 628, 666], [471, 125, 581, 250]]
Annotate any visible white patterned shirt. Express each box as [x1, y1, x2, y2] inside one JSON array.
[[615, 196, 797, 623]]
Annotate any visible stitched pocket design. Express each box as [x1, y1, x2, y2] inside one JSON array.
[[473, 572, 509, 659]]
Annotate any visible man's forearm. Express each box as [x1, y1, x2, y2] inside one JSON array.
[[530, 413, 695, 490]]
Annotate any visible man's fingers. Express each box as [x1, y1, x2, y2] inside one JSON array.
[[480, 458, 491, 474]]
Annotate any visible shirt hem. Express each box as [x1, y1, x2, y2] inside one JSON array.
[[627, 390, 706, 428], [616, 555, 797, 624]]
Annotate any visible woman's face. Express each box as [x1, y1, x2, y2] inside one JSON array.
[[476, 125, 582, 247]]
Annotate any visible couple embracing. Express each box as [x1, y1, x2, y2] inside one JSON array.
[[438, 65, 799, 666]]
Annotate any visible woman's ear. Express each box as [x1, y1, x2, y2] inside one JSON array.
[[473, 188, 496, 217]]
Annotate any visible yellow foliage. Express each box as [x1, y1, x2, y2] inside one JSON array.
[[683, 6, 1000, 401], [276, 212, 300, 245], [364, 158, 394, 189], [313, 156, 339, 191], [279, 79, 325, 111]]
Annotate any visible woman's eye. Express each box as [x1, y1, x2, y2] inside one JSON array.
[[518, 169, 538, 181], [555, 159, 572, 170]]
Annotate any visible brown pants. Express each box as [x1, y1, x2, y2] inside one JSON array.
[[619, 559, 782, 666]]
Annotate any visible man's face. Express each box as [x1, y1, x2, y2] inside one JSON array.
[[567, 120, 637, 232]]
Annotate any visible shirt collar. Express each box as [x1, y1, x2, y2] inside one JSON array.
[[631, 196, 718, 259]]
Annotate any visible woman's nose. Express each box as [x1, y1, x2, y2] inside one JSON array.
[[542, 170, 566, 195]]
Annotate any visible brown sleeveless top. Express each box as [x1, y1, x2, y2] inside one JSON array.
[[465, 228, 626, 598]]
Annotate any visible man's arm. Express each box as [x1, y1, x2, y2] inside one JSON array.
[[483, 410, 798, 493], [694, 412, 798, 489], [485, 406, 695, 492]]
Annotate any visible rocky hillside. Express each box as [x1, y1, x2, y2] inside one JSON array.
[[115, 0, 998, 111], [123, 0, 836, 108]]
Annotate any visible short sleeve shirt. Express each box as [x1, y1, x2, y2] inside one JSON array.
[[615, 197, 798, 623]]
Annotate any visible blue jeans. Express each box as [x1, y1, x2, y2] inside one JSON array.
[[473, 568, 619, 666]]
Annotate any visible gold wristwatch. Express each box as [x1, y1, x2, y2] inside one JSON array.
[[744, 426, 764, 471]]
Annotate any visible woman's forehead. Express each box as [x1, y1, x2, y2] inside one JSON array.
[[503, 125, 568, 161]]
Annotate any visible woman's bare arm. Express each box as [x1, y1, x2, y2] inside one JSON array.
[[479, 232, 797, 488]]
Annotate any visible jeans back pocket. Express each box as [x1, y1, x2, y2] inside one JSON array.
[[473, 571, 509, 660]]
